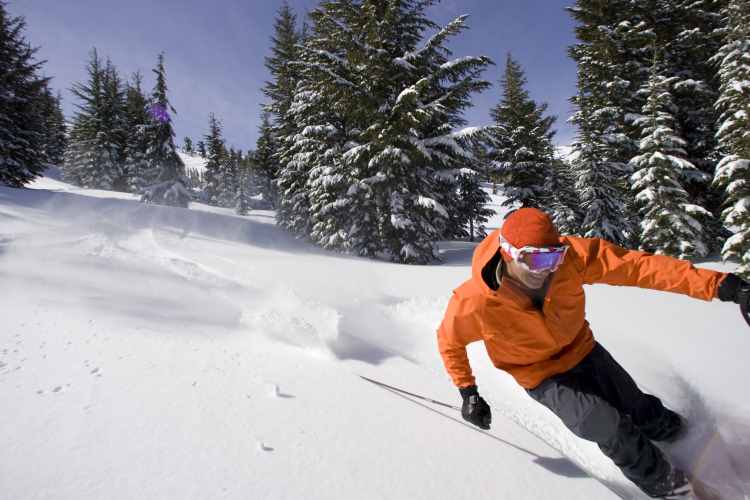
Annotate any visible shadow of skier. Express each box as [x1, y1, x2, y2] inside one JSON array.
[[375, 382, 589, 478]]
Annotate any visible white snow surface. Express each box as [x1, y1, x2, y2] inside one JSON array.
[[178, 150, 208, 176], [1, 176, 749, 500]]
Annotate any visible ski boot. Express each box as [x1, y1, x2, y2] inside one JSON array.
[[641, 467, 694, 499]]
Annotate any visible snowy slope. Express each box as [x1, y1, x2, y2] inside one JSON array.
[[1, 178, 749, 500], [178, 150, 207, 177]]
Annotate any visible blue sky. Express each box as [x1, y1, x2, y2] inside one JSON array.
[[12, 0, 579, 151]]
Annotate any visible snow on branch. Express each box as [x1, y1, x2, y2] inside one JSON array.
[[401, 15, 468, 62]]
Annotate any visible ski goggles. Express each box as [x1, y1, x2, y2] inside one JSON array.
[[499, 235, 569, 273]]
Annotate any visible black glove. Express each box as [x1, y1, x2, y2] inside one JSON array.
[[717, 273, 750, 304], [459, 385, 492, 430]]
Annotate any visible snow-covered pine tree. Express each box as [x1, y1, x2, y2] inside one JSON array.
[[39, 88, 67, 167], [275, 0, 347, 244], [101, 60, 128, 191], [712, 0, 750, 274], [217, 147, 239, 208], [546, 158, 582, 235], [567, 0, 731, 247], [202, 113, 225, 205], [665, 1, 724, 179], [140, 53, 190, 207], [567, 2, 639, 245], [661, 0, 727, 251], [488, 53, 556, 210], [254, 111, 278, 208], [285, 0, 493, 263], [263, 1, 300, 127], [0, 2, 52, 187], [571, 90, 632, 244], [183, 136, 193, 154], [64, 50, 123, 190], [629, 60, 711, 258], [567, 1, 660, 244], [261, 1, 301, 203], [123, 72, 150, 193], [567, 0, 649, 168], [235, 161, 252, 216], [453, 169, 493, 241]]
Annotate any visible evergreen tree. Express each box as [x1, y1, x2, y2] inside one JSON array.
[[712, 0, 750, 274], [183, 136, 193, 154], [196, 140, 206, 158], [235, 163, 252, 216], [567, 0, 647, 169], [453, 169, 493, 241], [0, 2, 52, 186], [279, 1, 492, 263], [254, 110, 278, 208], [140, 53, 190, 207], [261, 1, 301, 201], [64, 50, 126, 190], [488, 53, 556, 210], [571, 91, 632, 243], [39, 88, 67, 166], [546, 159, 582, 235], [264, 1, 300, 124], [123, 72, 150, 193], [202, 113, 225, 205], [217, 147, 239, 208], [629, 63, 711, 258], [101, 60, 128, 191], [666, 1, 725, 184], [566, 0, 728, 246], [275, 1, 347, 243], [567, 2, 640, 245], [664, 0, 727, 251]]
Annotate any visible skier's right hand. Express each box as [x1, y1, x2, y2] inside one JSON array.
[[459, 385, 492, 430], [718, 273, 750, 304]]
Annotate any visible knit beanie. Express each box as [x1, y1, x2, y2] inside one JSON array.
[[500, 208, 561, 261]]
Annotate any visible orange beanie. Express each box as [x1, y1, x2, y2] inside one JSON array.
[[500, 208, 561, 261]]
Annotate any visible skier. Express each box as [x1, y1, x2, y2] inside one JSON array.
[[437, 208, 749, 498]]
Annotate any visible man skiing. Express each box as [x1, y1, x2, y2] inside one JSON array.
[[437, 208, 749, 498]]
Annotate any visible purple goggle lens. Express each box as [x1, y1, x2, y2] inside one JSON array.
[[520, 249, 566, 271]]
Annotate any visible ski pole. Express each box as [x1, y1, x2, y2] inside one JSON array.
[[359, 375, 461, 411]]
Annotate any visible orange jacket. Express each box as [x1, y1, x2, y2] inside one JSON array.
[[437, 230, 727, 390]]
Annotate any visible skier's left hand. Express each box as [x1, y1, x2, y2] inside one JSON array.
[[459, 385, 492, 430], [717, 273, 750, 304]]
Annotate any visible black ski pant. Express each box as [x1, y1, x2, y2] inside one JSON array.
[[526, 342, 678, 490]]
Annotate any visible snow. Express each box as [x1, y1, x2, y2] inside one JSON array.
[[1, 176, 749, 500], [439, 56, 476, 71], [393, 57, 416, 71], [178, 150, 207, 177]]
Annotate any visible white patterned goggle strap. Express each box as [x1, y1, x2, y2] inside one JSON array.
[[499, 234, 569, 272]]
